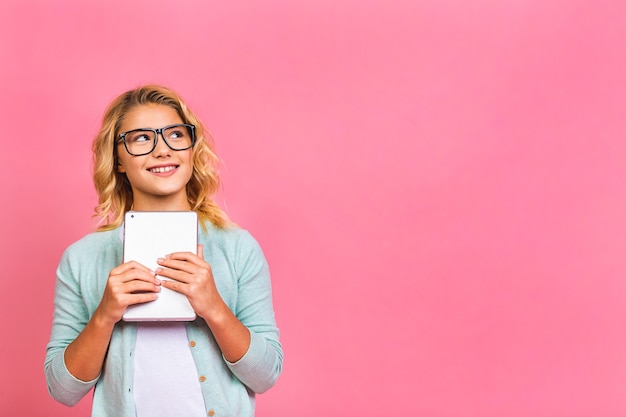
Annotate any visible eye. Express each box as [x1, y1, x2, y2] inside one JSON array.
[[166, 127, 187, 141], [127, 131, 152, 144]]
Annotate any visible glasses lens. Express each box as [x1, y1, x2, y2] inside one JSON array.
[[124, 129, 156, 155], [163, 124, 194, 150]]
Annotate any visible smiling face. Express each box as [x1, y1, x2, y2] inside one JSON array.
[[116, 103, 194, 211]]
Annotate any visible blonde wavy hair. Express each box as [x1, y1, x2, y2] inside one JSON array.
[[92, 85, 230, 231]]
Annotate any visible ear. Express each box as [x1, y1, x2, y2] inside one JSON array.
[[117, 162, 126, 173]]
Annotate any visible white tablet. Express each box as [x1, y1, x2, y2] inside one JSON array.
[[122, 211, 197, 322]]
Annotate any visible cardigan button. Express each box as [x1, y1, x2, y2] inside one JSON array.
[[199, 375, 206, 382], [208, 410, 215, 416], [189, 341, 196, 347]]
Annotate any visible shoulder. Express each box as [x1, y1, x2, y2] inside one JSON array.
[[201, 222, 258, 247], [56, 227, 122, 283], [62, 228, 122, 261], [200, 223, 265, 260]]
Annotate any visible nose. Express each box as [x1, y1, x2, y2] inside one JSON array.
[[152, 132, 171, 157]]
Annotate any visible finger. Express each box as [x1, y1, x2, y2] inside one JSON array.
[[155, 253, 213, 287], [198, 244, 204, 259], [110, 260, 154, 277], [125, 292, 160, 305], [165, 250, 205, 262], [122, 280, 162, 294], [157, 252, 209, 269], [154, 266, 193, 284], [159, 278, 187, 295], [114, 268, 159, 285]]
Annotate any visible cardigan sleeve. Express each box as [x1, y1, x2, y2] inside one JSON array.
[[224, 231, 283, 393], [44, 247, 100, 406]]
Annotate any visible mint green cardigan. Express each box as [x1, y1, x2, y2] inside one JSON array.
[[45, 223, 283, 417]]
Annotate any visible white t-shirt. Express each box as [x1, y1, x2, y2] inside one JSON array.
[[133, 322, 207, 417]]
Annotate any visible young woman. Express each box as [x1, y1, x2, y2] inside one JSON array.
[[45, 85, 283, 417]]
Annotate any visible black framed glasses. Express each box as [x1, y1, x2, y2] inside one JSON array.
[[117, 123, 196, 156]]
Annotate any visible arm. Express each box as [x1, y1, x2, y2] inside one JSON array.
[[158, 245, 250, 362], [45, 254, 161, 406], [158, 232, 283, 392], [64, 261, 161, 380]]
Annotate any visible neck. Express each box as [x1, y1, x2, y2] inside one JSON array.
[[132, 194, 192, 212]]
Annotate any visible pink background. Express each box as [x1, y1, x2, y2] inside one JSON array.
[[1, 0, 626, 415]]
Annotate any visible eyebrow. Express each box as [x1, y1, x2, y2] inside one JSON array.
[[120, 123, 187, 132]]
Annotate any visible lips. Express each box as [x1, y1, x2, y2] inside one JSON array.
[[147, 165, 178, 173]]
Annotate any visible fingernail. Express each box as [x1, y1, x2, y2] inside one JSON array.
[[157, 257, 165, 263]]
